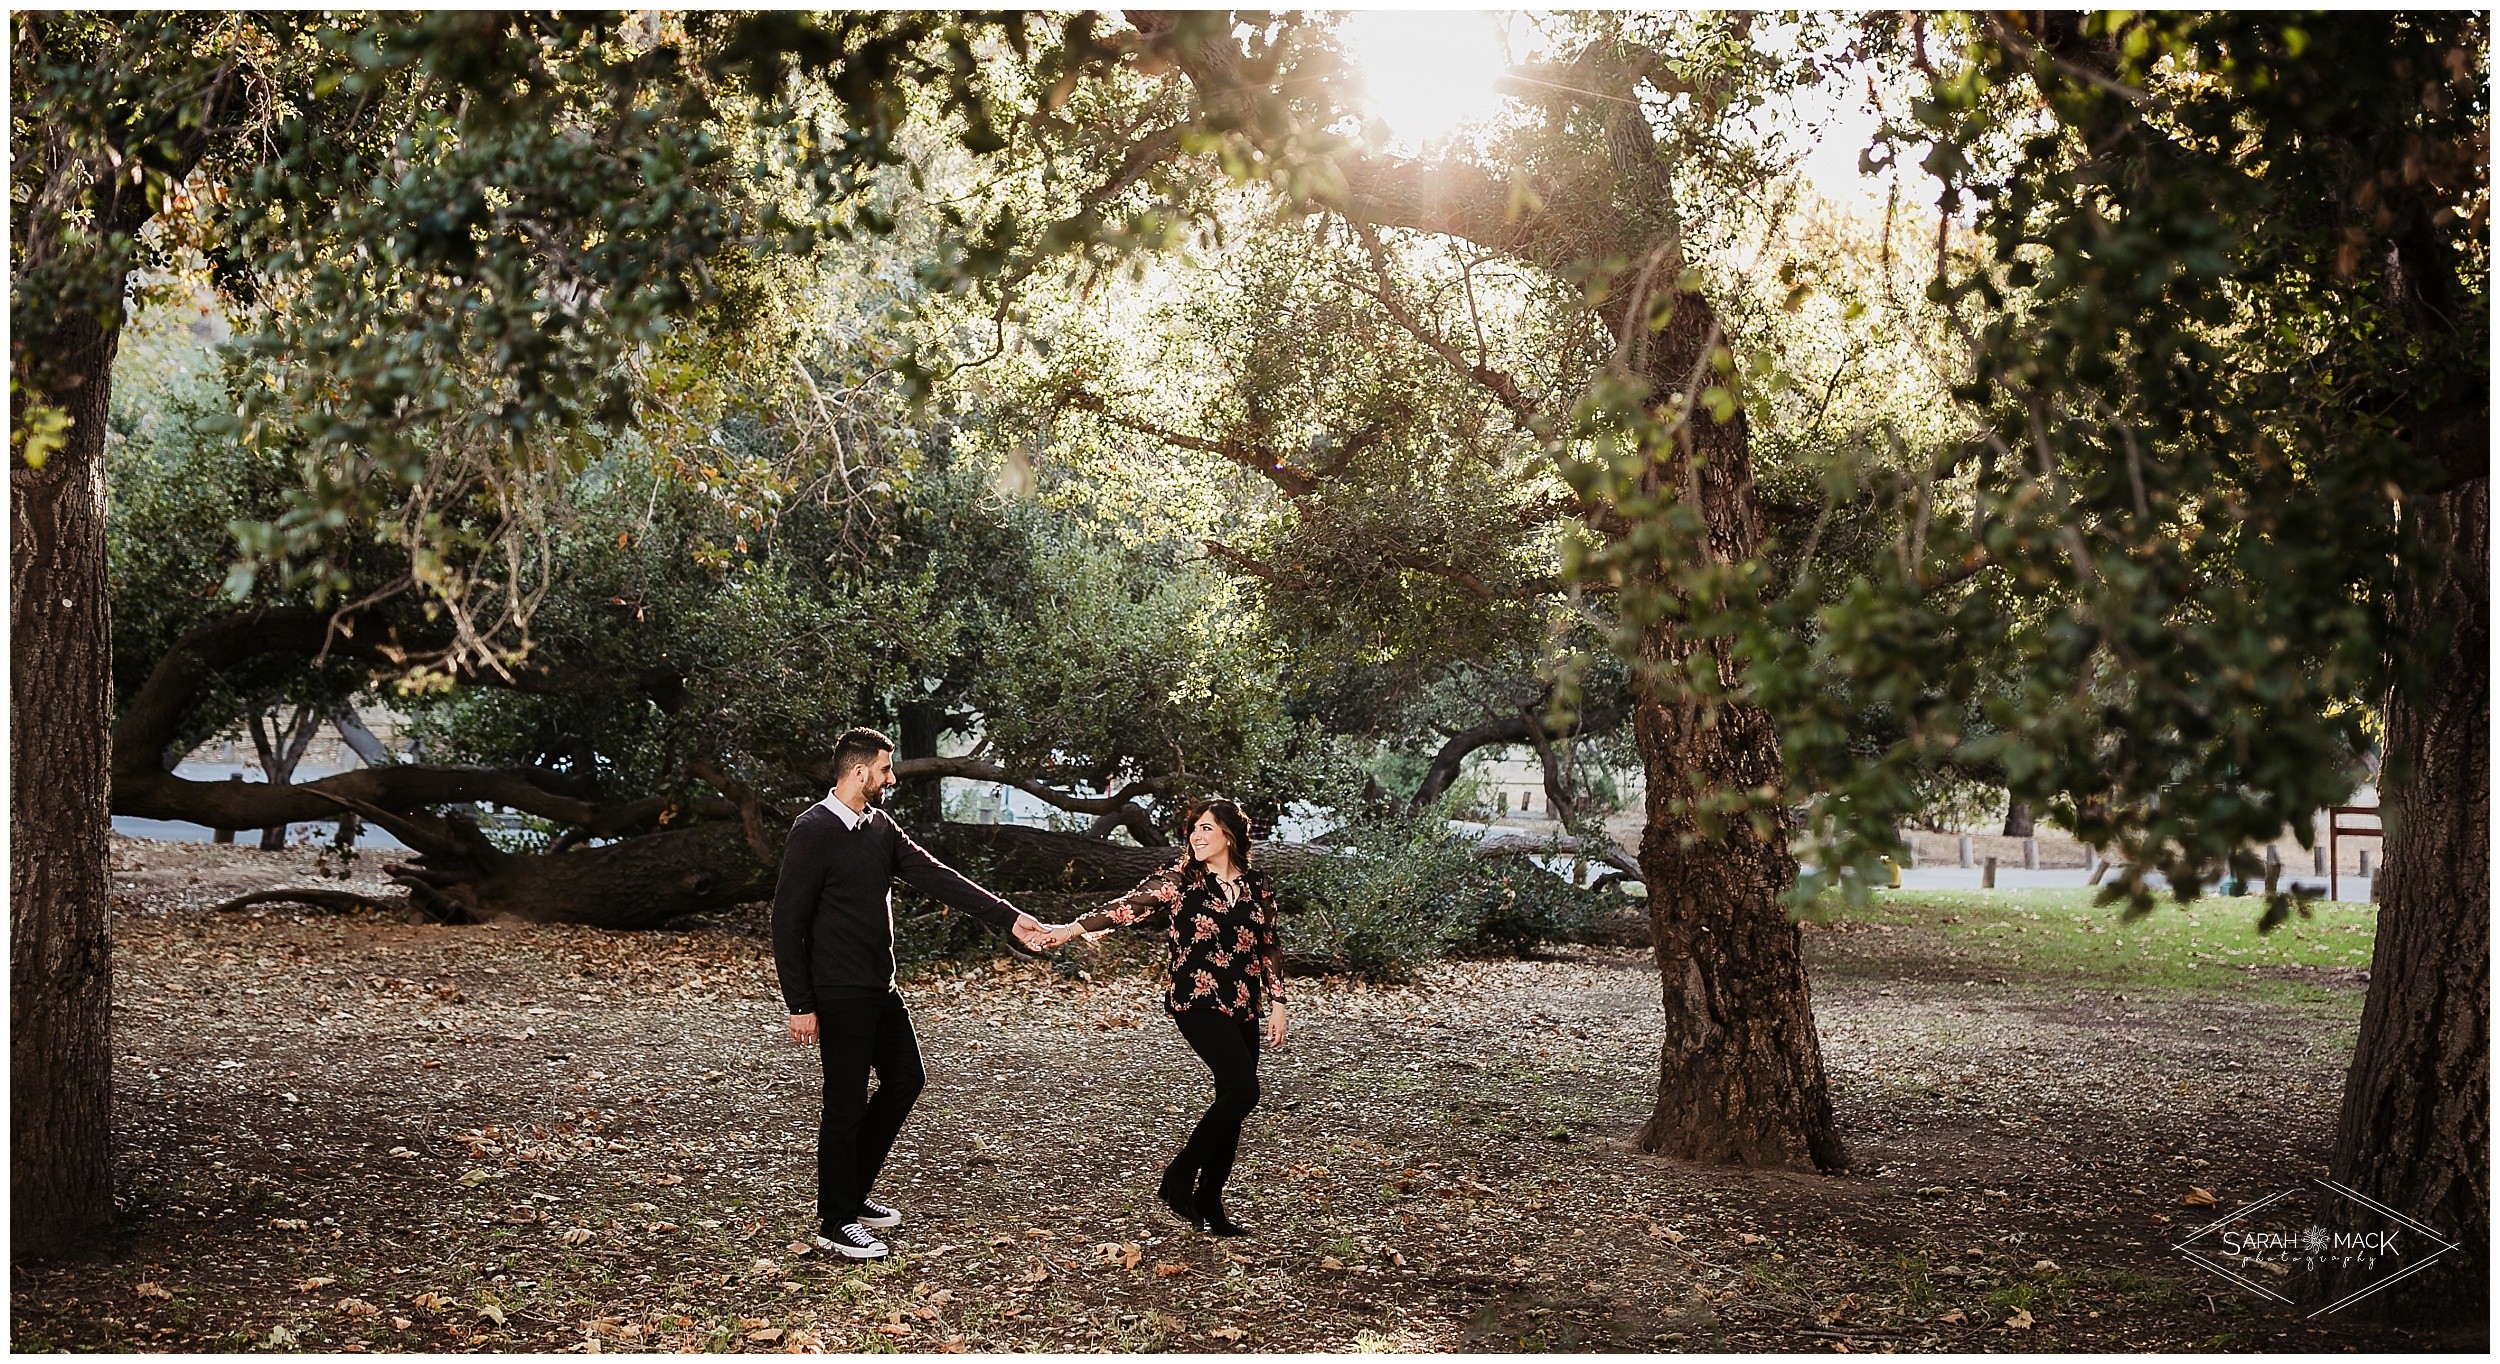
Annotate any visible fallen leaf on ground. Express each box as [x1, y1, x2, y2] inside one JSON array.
[[561, 1227, 594, 1246], [1208, 1325, 1245, 1341], [477, 1303, 507, 1327], [390, 1316, 412, 1331], [1154, 1263, 1190, 1278], [269, 1217, 309, 1231], [1937, 1309, 1967, 1325], [294, 1277, 336, 1293], [412, 1293, 452, 1312], [2180, 1186, 2219, 1207], [135, 1282, 173, 1300], [745, 1327, 783, 1343], [2001, 1309, 2034, 1330], [337, 1298, 380, 1318], [1319, 1255, 1345, 1270]]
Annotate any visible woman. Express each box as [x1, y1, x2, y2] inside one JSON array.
[[1037, 797, 1287, 1237]]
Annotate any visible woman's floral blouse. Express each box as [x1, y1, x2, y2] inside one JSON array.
[[1077, 861, 1284, 1020]]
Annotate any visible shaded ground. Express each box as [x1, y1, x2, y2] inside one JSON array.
[[8, 837, 2477, 1352]]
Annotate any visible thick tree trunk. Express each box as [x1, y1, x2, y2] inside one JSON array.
[[892, 701, 945, 830], [1622, 288, 1847, 1173], [2323, 476, 2488, 1320], [384, 819, 777, 928], [11, 310, 121, 1258], [2000, 799, 2034, 839]]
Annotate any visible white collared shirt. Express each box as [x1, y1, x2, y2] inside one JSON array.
[[818, 789, 871, 829]]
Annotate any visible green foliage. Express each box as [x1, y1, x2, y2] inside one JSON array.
[[1274, 806, 1602, 980], [1548, 11, 2484, 915], [105, 299, 371, 756], [1855, 12, 2484, 911]]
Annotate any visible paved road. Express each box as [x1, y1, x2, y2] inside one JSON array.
[[1887, 864, 2374, 903]]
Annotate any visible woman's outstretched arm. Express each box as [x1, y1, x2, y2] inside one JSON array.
[[1041, 866, 1182, 946]]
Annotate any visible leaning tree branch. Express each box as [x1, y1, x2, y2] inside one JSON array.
[[688, 758, 783, 864], [110, 606, 709, 837], [1409, 694, 1627, 815], [1054, 384, 1320, 497], [890, 755, 1171, 826], [1199, 538, 1319, 592]]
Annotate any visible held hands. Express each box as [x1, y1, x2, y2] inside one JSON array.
[[1013, 915, 1089, 951]]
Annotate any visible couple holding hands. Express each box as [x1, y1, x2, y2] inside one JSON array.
[[770, 727, 1289, 1260]]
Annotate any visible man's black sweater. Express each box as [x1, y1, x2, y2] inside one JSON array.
[[770, 800, 1019, 1014]]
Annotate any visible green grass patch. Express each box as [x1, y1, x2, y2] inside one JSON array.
[[1821, 887, 2376, 999]]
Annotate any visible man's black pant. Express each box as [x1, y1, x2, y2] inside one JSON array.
[[1170, 1007, 1262, 1205], [815, 989, 926, 1233]]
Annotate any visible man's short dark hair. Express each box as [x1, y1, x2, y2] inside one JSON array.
[[830, 727, 896, 782]]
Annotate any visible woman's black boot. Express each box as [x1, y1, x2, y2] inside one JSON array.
[[1198, 1196, 1248, 1238], [1157, 1166, 1204, 1230]]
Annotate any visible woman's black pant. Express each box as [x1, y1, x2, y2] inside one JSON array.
[[1169, 1007, 1262, 1205]]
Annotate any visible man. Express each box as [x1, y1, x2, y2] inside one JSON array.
[[771, 726, 1052, 1260]]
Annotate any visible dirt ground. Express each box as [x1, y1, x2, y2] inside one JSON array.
[[7, 836, 2475, 1353]]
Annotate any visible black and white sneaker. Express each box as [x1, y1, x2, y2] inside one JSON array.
[[812, 1223, 888, 1260], [854, 1197, 903, 1231]]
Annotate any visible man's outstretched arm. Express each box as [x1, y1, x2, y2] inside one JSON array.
[[888, 822, 1043, 945]]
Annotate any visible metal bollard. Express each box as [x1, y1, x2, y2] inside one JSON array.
[[2264, 846, 2281, 896], [2314, 846, 2328, 876], [2358, 850, 2373, 880], [2022, 837, 2039, 870], [1958, 835, 1973, 868], [1982, 855, 1998, 889]]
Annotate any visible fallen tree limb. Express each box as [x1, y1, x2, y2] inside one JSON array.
[[209, 887, 422, 918]]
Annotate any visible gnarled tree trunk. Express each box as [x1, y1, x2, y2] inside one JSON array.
[[2323, 475, 2488, 1320], [11, 308, 122, 1259], [1619, 286, 1845, 1170]]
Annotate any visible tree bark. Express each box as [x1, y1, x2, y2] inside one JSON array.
[[2000, 799, 2034, 839], [249, 700, 323, 849], [2323, 475, 2488, 1320], [891, 701, 945, 830], [397, 821, 776, 927], [1618, 286, 1847, 1172], [10, 309, 121, 1258]]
